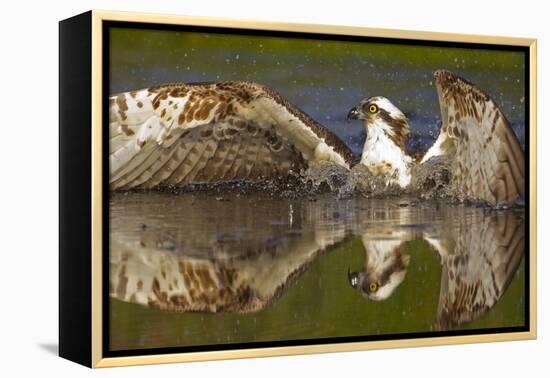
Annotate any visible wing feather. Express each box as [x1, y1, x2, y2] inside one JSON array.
[[217, 137, 237, 179], [226, 139, 247, 179], [167, 143, 203, 185], [109, 82, 355, 190], [208, 136, 236, 181], [145, 141, 194, 189], [114, 146, 161, 188], [126, 146, 180, 188], [247, 138, 264, 178], [185, 138, 219, 183], [433, 70, 525, 204], [225, 140, 246, 180]]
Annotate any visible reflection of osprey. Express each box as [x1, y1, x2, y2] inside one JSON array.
[[110, 237, 346, 313], [431, 212, 524, 329], [348, 234, 410, 301], [347, 210, 524, 330], [109, 193, 353, 313], [347, 70, 525, 204], [111, 192, 524, 327], [110, 70, 524, 205]]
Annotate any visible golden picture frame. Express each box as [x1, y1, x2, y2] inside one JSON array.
[[59, 10, 537, 368]]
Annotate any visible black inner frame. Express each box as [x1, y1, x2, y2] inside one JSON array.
[[102, 20, 531, 359]]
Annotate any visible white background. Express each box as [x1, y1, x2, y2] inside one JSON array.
[[0, 0, 547, 376]]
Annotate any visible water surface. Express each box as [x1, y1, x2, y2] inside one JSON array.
[[110, 192, 525, 351]]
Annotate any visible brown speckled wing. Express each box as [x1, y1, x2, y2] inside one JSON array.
[[434, 70, 525, 204], [111, 119, 305, 190], [435, 211, 524, 330], [109, 82, 354, 190]]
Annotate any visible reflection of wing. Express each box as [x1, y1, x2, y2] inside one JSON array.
[[109, 192, 352, 313], [110, 232, 350, 313], [433, 211, 524, 330], [109, 82, 355, 190], [427, 70, 525, 204]]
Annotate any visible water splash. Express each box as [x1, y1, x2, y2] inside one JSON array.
[[127, 159, 522, 208], [301, 162, 353, 198], [409, 156, 456, 200]]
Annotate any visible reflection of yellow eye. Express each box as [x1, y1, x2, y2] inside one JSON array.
[[369, 282, 378, 293], [369, 104, 378, 113]]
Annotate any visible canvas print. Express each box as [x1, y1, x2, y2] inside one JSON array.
[[107, 25, 527, 354]]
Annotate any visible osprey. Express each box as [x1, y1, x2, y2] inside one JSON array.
[[109, 81, 355, 190], [347, 69, 525, 205], [110, 70, 524, 205]]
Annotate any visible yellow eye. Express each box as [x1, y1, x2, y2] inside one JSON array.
[[369, 104, 378, 113], [369, 282, 378, 293]]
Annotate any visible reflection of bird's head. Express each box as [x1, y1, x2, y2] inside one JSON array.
[[347, 96, 409, 149], [347, 242, 411, 301]]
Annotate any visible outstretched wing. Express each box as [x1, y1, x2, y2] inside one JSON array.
[[429, 70, 525, 204], [109, 82, 355, 190], [434, 211, 525, 330]]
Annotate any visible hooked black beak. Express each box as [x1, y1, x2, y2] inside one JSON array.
[[347, 107, 360, 121], [348, 267, 360, 288]]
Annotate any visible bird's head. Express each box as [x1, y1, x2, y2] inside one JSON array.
[[347, 96, 410, 149], [347, 243, 411, 301]]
